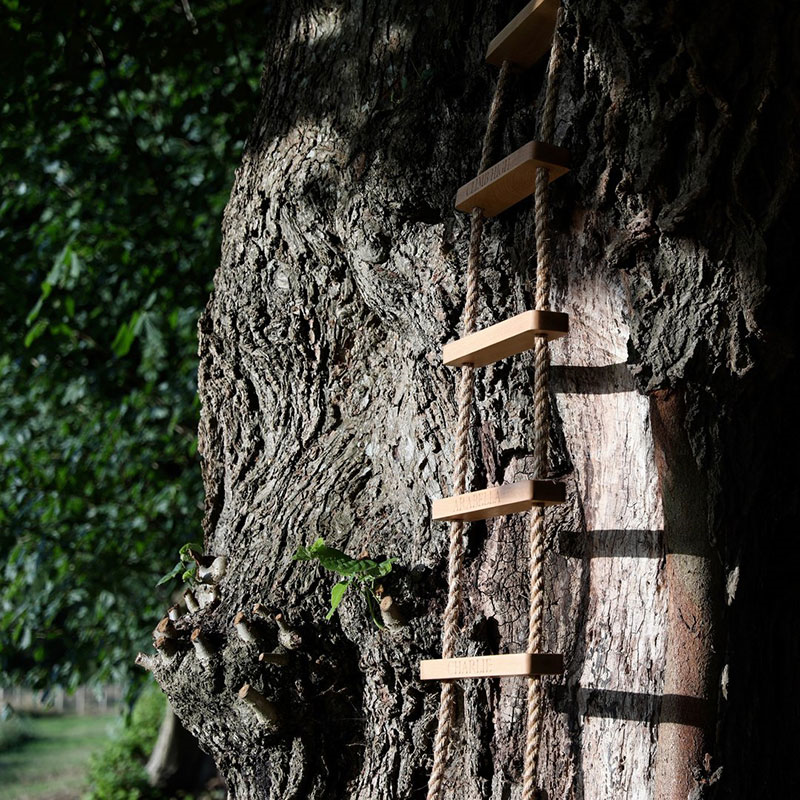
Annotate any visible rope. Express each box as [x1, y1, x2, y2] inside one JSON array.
[[522, 8, 564, 800], [426, 59, 509, 800]]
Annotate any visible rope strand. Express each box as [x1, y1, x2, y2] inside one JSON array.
[[522, 8, 564, 800], [426, 62, 509, 800]]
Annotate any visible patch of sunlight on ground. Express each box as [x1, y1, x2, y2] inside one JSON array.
[[0, 713, 117, 800]]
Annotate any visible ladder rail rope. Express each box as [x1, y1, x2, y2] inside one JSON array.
[[523, 7, 564, 799], [426, 60, 510, 800]]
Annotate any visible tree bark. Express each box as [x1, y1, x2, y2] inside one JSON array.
[[147, 1, 799, 798]]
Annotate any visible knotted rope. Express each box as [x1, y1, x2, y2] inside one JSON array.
[[426, 59, 510, 800], [522, 9, 564, 800]]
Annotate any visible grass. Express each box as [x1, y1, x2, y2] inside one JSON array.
[[0, 712, 118, 800]]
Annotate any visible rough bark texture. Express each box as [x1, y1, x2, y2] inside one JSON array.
[[148, 1, 799, 798]]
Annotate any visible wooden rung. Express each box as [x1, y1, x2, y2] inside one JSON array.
[[420, 652, 564, 680], [455, 141, 569, 217], [433, 480, 565, 522], [486, 0, 560, 70], [443, 310, 568, 367]]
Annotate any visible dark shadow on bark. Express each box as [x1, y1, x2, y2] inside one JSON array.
[[551, 686, 713, 727], [551, 363, 637, 395], [555, 528, 704, 558]]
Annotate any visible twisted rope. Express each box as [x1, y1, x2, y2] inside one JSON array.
[[522, 8, 564, 800], [426, 60, 509, 800]]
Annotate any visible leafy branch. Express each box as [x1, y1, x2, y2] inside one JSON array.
[[292, 538, 395, 629]]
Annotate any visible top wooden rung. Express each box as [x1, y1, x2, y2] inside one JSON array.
[[486, 0, 560, 70]]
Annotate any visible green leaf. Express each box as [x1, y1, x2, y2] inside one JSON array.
[[178, 542, 203, 561], [326, 581, 349, 620], [361, 557, 395, 581], [24, 319, 48, 347], [292, 538, 375, 578], [25, 286, 49, 325], [181, 566, 197, 583], [156, 561, 183, 587], [111, 311, 143, 357]]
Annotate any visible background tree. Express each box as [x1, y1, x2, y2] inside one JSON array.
[[0, 0, 265, 690]]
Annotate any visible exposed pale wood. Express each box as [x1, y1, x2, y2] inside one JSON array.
[[546, 273, 667, 798], [135, 652, 157, 672], [195, 583, 219, 609], [455, 140, 569, 217], [443, 309, 568, 367], [486, 0, 560, 69], [419, 652, 564, 680], [432, 480, 565, 522]]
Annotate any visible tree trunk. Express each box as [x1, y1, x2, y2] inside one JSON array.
[[146, 704, 217, 793], [148, 1, 799, 798]]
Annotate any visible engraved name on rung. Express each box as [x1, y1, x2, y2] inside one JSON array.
[[419, 652, 565, 681], [455, 141, 569, 218], [432, 480, 566, 522]]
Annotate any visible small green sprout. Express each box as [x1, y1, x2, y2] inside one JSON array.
[[156, 542, 204, 587], [292, 538, 395, 629]]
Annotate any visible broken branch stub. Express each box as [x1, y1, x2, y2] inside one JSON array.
[[135, 652, 158, 671], [197, 554, 228, 584], [153, 632, 179, 660], [238, 683, 280, 731], [252, 602, 270, 620], [155, 617, 178, 639], [184, 590, 200, 613], [275, 613, 302, 650], [191, 628, 214, 662], [195, 583, 219, 609], [379, 595, 407, 633], [233, 611, 259, 645]]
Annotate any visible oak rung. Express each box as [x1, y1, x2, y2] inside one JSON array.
[[455, 141, 569, 217], [443, 310, 568, 367], [420, 653, 564, 681], [486, 0, 560, 70], [433, 480, 566, 522]]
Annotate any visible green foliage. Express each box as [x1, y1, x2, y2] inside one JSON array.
[[156, 542, 203, 588], [85, 682, 165, 800], [0, 0, 267, 688], [292, 538, 395, 629], [0, 710, 32, 752]]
